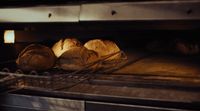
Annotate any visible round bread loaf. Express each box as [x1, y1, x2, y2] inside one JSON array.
[[175, 40, 199, 55], [52, 38, 82, 58], [58, 46, 98, 70], [16, 44, 56, 71], [84, 39, 121, 60]]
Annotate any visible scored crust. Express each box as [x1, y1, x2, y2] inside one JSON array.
[[84, 39, 121, 60], [16, 44, 56, 71], [58, 46, 98, 70], [52, 38, 82, 58]]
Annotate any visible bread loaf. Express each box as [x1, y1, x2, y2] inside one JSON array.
[[84, 39, 121, 60], [58, 46, 98, 70], [52, 38, 82, 58], [16, 44, 56, 71], [175, 40, 199, 55]]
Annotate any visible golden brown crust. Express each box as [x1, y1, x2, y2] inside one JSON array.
[[16, 44, 56, 71], [58, 46, 98, 70], [84, 39, 121, 60], [52, 38, 82, 58]]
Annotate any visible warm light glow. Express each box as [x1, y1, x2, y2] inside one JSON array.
[[4, 30, 15, 43]]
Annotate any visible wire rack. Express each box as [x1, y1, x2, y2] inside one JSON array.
[[0, 51, 128, 92]]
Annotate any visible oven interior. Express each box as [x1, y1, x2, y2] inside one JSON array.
[[0, 1, 200, 110], [0, 21, 200, 82], [0, 21, 200, 111], [0, 21, 200, 75]]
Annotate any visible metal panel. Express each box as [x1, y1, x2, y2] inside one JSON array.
[[0, 105, 45, 111], [86, 101, 189, 111], [80, 1, 200, 21], [0, 5, 80, 22], [0, 94, 84, 111]]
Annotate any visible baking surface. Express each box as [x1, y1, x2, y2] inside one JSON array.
[[114, 51, 200, 78], [1, 50, 200, 107]]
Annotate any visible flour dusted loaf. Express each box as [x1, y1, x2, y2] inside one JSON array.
[[58, 46, 98, 70], [84, 39, 121, 60], [16, 44, 56, 71], [52, 38, 82, 58]]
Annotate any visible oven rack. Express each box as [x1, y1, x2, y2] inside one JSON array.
[[0, 51, 128, 92]]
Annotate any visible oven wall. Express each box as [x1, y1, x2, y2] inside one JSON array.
[[0, 21, 200, 62]]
